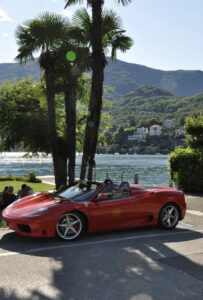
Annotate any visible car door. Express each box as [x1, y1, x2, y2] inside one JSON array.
[[128, 188, 156, 225], [88, 185, 156, 233]]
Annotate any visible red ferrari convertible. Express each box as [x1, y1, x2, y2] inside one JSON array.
[[2, 180, 186, 241]]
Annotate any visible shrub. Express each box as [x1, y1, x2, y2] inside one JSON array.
[[185, 114, 203, 149], [26, 172, 41, 183], [169, 147, 203, 193]]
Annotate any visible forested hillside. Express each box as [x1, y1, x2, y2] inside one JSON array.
[[108, 86, 203, 128], [1, 59, 203, 97]]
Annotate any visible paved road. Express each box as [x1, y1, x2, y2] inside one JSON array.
[[0, 197, 203, 300]]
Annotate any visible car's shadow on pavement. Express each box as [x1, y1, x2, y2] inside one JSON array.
[[0, 225, 202, 254], [0, 227, 203, 300]]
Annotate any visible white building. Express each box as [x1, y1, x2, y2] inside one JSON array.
[[149, 125, 162, 136], [163, 119, 176, 129], [128, 127, 148, 142]]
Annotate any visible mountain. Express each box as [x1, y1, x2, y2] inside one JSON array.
[[0, 61, 40, 83], [108, 85, 203, 127], [1, 59, 203, 97], [105, 59, 203, 97]]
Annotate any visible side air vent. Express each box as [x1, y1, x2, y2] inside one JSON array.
[[18, 224, 31, 233]]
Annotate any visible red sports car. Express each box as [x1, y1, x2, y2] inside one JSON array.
[[2, 180, 186, 241]]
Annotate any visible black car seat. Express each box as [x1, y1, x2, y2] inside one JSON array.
[[119, 182, 130, 194]]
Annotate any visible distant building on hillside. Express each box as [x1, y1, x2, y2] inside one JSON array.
[[128, 127, 148, 142], [149, 125, 162, 136], [163, 119, 176, 129]]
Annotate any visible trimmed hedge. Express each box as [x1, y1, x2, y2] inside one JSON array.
[[169, 147, 203, 193]]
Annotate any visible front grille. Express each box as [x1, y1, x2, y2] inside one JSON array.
[[17, 224, 31, 233]]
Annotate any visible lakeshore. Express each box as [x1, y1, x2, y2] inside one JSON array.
[[0, 153, 169, 186]]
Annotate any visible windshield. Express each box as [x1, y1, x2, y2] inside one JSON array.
[[55, 183, 98, 202]]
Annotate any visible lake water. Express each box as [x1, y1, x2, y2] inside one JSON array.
[[0, 152, 170, 186]]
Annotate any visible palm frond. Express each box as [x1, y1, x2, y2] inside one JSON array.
[[102, 9, 123, 34], [116, 0, 133, 6], [111, 34, 133, 59], [64, 0, 85, 9], [67, 25, 88, 46], [15, 46, 34, 63], [101, 9, 133, 59], [72, 8, 91, 30], [72, 8, 92, 45], [30, 12, 70, 48], [15, 12, 71, 62], [15, 22, 39, 62]]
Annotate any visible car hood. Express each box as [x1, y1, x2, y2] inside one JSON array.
[[4, 192, 56, 217]]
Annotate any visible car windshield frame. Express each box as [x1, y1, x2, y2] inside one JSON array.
[[54, 182, 101, 202]]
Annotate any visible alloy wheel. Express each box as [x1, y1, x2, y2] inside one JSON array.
[[159, 204, 179, 229], [56, 212, 83, 240]]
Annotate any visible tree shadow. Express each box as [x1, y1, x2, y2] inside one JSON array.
[[0, 227, 203, 300]]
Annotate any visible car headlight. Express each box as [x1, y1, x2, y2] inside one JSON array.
[[26, 207, 49, 217]]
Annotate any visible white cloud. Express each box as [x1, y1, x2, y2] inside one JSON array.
[[61, 9, 73, 19], [0, 6, 12, 22], [3, 32, 9, 37]]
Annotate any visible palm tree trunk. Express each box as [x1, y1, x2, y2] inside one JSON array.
[[53, 154, 68, 188], [45, 69, 68, 189], [64, 72, 77, 185], [80, 0, 104, 180]]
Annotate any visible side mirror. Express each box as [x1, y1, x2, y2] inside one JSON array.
[[96, 193, 109, 201]]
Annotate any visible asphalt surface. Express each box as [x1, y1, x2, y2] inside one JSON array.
[[0, 195, 203, 300]]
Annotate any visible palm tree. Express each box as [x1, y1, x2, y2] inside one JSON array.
[[15, 12, 71, 189], [65, 0, 133, 180], [54, 41, 90, 185]]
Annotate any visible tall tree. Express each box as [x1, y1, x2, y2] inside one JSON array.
[[65, 0, 133, 180], [54, 42, 90, 184], [15, 12, 72, 188]]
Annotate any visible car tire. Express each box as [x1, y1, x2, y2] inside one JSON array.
[[56, 212, 85, 241], [158, 203, 180, 229]]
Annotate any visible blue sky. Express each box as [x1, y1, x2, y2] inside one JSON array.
[[0, 0, 203, 70]]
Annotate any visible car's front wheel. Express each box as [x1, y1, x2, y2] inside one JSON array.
[[56, 212, 85, 241], [158, 203, 179, 229]]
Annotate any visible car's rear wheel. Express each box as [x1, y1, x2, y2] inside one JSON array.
[[158, 203, 179, 229], [56, 212, 84, 241]]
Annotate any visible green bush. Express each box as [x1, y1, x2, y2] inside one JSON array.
[[26, 172, 41, 183], [185, 114, 203, 149], [169, 147, 203, 193]]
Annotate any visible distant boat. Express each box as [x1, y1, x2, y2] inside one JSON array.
[[114, 152, 119, 155]]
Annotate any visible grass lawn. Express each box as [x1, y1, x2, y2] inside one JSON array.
[[0, 181, 55, 194], [0, 181, 55, 228]]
